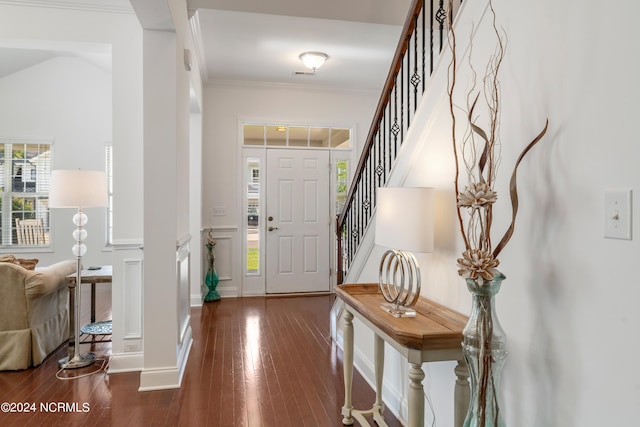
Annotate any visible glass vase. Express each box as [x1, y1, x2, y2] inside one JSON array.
[[462, 272, 507, 427]]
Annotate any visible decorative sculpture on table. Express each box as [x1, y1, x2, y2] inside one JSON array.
[[204, 230, 220, 302], [374, 187, 434, 318]]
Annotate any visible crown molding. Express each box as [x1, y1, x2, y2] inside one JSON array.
[[0, 0, 133, 14], [189, 11, 208, 83], [205, 78, 380, 96]]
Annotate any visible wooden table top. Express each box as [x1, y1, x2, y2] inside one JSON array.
[[334, 284, 467, 351], [67, 265, 112, 284]]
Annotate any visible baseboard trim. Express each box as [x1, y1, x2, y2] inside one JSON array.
[[138, 326, 193, 391], [108, 351, 143, 373], [138, 367, 181, 391]]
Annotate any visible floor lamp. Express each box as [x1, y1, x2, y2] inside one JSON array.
[[49, 169, 108, 369], [375, 187, 434, 317]]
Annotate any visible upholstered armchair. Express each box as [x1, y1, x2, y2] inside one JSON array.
[[0, 258, 76, 370]]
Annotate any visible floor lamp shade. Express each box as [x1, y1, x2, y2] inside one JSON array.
[[375, 187, 435, 253], [49, 170, 108, 208]]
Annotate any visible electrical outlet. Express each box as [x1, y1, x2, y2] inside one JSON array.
[[124, 340, 141, 352], [604, 189, 632, 240]]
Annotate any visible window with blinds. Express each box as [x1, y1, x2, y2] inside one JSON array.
[[0, 140, 52, 247]]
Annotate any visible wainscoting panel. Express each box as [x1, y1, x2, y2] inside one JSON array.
[[211, 234, 232, 281], [123, 258, 143, 340], [203, 226, 239, 297], [109, 242, 144, 373], [176, 238, 191, 346]]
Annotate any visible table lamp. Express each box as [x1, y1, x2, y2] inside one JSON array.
[[375, 187, 434, 318], [49, 169, 108, 369]]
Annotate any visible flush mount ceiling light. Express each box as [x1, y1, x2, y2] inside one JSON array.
[[299, 51, 329, 71]]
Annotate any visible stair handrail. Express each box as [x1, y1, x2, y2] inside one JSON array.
[[337, 0, 456, 283]]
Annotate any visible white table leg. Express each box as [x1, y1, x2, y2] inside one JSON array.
[[341, 310, 354, 425], [408, 362, 425, 427], [374, 334, 384, 410], [454, 359, 470, 427], [370, 333, 386, 424]]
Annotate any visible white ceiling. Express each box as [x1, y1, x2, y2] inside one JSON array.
[[195, 9, 404, 91], [0, 0, 412, 92], [0, 39, 112, 79], [190, 0, 412, 91]]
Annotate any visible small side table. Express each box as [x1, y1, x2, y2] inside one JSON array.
[[67, 265, 113, 343]]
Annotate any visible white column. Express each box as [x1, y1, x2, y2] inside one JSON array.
[[139, 28, 181, 390]]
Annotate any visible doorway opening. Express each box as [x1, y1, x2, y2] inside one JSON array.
[[241, 123, 353, 295]]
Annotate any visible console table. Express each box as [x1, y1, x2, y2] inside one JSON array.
[[335, 284, 470, 427]]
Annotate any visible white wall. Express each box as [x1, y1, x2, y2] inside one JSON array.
[[203, 82, 379, 296], [0, 56, 112, 267], [349, 0, 640, 425]]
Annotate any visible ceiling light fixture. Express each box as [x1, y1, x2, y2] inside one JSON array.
[[299, 51, 329, 71]]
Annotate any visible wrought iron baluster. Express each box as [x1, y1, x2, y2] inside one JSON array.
[[356, 183, 362, 246], [392, 78, 400, 160], [376, 123, 383, 192], [406, 36, 411, 130], [384, 100, 389, 182], [430, 0, 435, 75], [400, 61, 405, 145], [349, 207, 355, 267], [412, 17, 418, 112], [422, 3, 426, 89], [366, 154, 372, 224], [437, 0, 446, 53]]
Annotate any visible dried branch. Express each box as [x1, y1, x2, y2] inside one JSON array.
[[448, 0, 548, 282], [447, 0, 470, 251]]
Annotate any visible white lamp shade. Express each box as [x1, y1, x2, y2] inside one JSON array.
[[49, 169, 108, 208], [375, 187, 435, 253]]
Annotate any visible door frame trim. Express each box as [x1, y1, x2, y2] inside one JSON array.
[[238, 133, 355, 296]]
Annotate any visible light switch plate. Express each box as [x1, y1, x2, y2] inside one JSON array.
[[604, 189, 632, 240]]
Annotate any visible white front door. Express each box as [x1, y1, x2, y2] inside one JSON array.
[[265, 149, 331, 293]]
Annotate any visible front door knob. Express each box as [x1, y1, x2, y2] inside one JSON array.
[[268, 226, 278, 232]]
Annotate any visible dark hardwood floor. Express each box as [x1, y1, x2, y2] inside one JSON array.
[[0, 284, 401, 426]]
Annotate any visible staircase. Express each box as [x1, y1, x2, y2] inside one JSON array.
[[336, 0, 463, 284], [331, 0, 500, 422]]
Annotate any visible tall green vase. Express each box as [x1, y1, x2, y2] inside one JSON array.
[[205, 243, 220, 302]]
